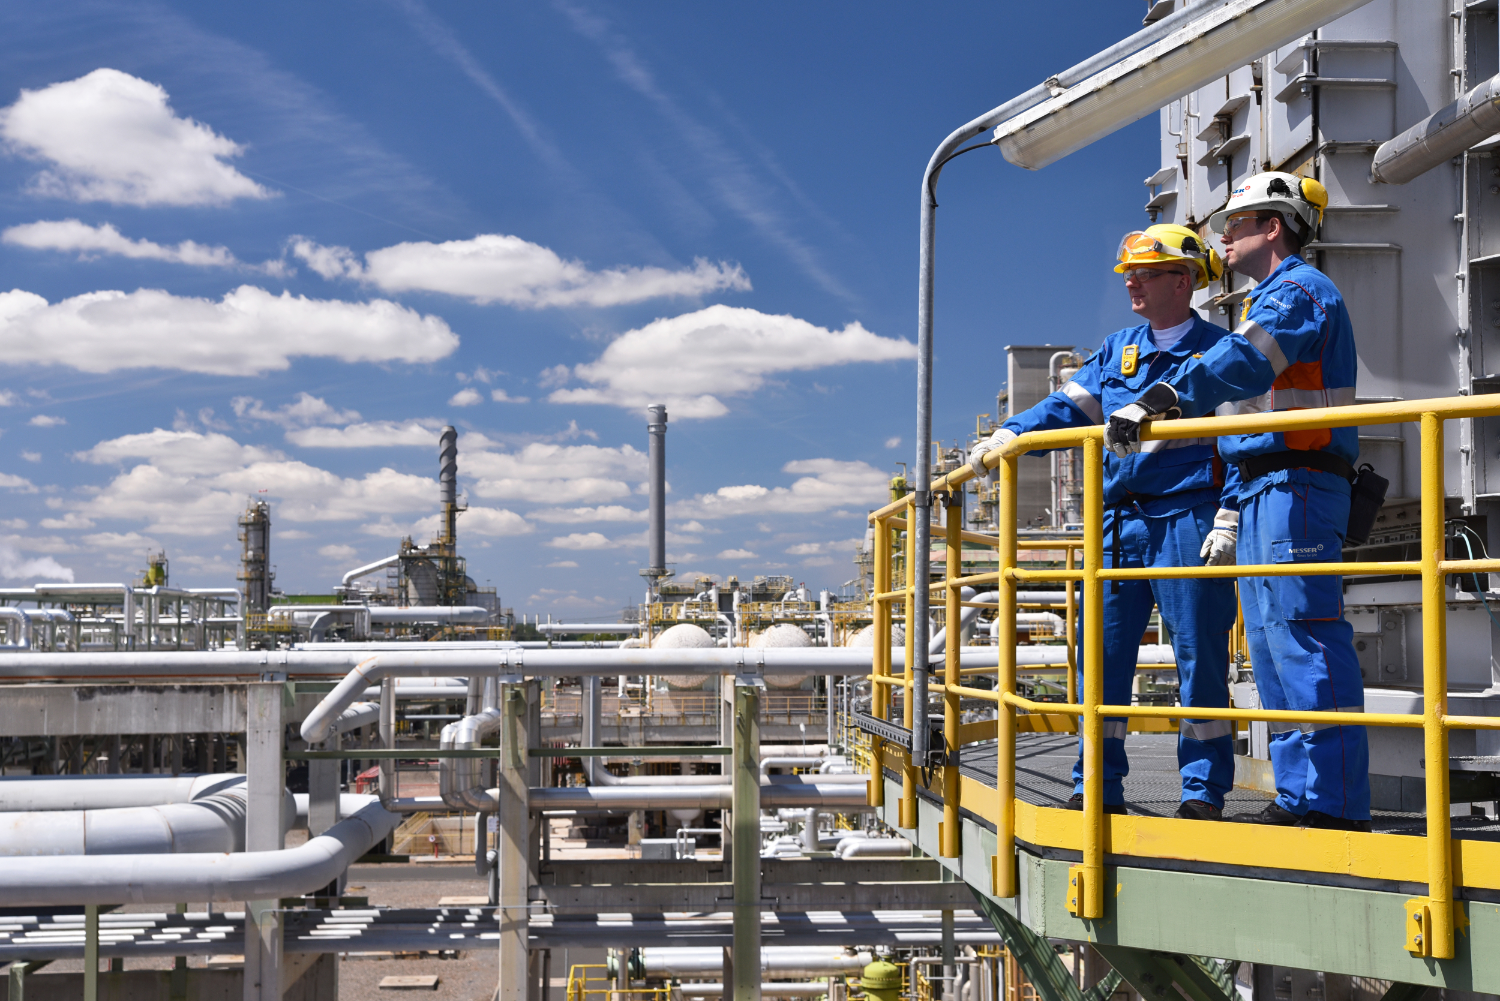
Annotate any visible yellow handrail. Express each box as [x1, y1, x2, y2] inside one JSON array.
[[863, 393, 1500, 961]]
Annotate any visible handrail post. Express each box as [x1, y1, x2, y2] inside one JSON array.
[[941, 488, 963, 857], [1065, 547, 1078, 706], [1415, 412, 1455, 958], [994, 454, 1019, 897], [870, 515, 890, 809], [902, 497, 919, 830], [1071, 435, 1106, 920]]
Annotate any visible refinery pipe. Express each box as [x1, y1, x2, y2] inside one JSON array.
[[635, 946, 872, 979], [0, 773, 248, 812], [0, 796, 398, 907], [530, 781, 870, 811], [537, 622, 642, 635], [1373, 72, 1500, 184], [0, 791, 253, 856]]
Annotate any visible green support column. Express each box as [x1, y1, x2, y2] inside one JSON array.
[[733, 681, 762, 1001], [1090, 947, 1233, 1001]]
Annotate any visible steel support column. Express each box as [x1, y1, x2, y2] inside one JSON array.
[[84, 904, 98, 1001], [733, 681, 762, 1001], [244, 681, 284, 1001], [496, 679, 531, 1001]]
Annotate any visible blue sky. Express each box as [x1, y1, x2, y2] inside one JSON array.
[[0, 1, 1159, 617]]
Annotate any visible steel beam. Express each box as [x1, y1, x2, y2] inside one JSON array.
[[495, 680, 532, 1001], [732, 681, 762, 1001], [243, 682, 284, 1001], [537, 858, 946, 885], [1090, 948, 1234, 1001], [529, 880, 975, 912]]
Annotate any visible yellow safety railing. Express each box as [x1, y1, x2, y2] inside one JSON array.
[[864, 394, 1500, 961], [565, 964, 671, 1001]]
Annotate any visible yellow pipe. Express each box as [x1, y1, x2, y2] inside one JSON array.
[[994, 454, 1019, 897], [1080, 435, 1105, 919], [1421, 412, 1454, 959], [942, 494, 962, 858], [901, 499, 918, 830]]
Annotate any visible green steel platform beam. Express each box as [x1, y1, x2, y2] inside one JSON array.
[[1091, 948, 1233, 1001]]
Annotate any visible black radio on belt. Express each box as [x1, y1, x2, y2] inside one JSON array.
[[1236, 450, 1390, 546]]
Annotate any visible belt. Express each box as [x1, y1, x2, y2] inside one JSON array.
[[1236, 449, 1356, 484]]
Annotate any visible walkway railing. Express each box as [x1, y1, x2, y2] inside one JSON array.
[[863, 394, 1500, 961]]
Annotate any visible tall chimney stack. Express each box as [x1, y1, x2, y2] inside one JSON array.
[[642, 404, 669, 585], [439, 425, 458, 546]]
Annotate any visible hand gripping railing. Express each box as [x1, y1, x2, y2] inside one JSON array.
[[863, 393, 1500, 961]]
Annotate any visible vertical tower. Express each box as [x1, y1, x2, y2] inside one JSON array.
[[439, 425, 458, 548], [641, 404, 670, 589], [237, 500, 272, 614]]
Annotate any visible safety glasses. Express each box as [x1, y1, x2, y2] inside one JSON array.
[[1121, 267, 1189, 285], [1222, 214, 1268, 237]]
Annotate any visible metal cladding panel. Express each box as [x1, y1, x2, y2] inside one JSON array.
[[1006, 346, 1071, 528], [1315, 46, 1398, 142], [1268, 38, 1315, 167]]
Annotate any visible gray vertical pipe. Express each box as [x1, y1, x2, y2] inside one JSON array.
[[244, 681, 285, 1001], [583, 674, 601, 785], [646, 405, 668, 579]]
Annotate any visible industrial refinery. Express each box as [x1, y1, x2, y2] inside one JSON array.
[[6, 1, 1500, 1001]]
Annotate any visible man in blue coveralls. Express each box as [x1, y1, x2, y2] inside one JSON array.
[[1103, 172, 1370, 832], [969, 223, 1240, 821]]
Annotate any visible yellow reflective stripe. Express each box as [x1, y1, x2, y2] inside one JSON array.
[[1061, 381, 1104, 423], [1235, 320, 1290, 376], [1179, 718, 1235, 741], [1274, 386, 1357, 410]]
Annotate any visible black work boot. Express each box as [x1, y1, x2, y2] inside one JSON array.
[[1233, 801, 1300, 825], [1066, 793, 1127, 815], [1174, 799, 1223, 821], [1298, 810, 1372, 833]]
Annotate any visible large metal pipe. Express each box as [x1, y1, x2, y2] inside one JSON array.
[[0, 607, 32, 649], [438, 707, 503, 811], [0, 773, 247, 812], [0, 797, 398, 907], [530, 782, 870, 811], [537, 622, 642, 634], [638, 947, 871, 978], [646, 404, 668, 580], [1372, 71, 1500, 184], [0, 791, 251, 856], [369, 606, 490, 624], [340, 555, 401, 589]]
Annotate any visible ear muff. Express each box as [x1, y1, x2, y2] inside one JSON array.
[[1204, 248, 1224, 286], [1299, 177, 1328, 225]]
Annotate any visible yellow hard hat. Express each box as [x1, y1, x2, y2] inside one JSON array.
[[1113, 223, 1223, 291]]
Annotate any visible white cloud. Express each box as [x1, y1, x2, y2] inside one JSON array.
[[548, 305, 915, 418], [717, 548, 758, 559], [3, 219, 254, 269], [291, 234, 748, 308], [885, 436, 901, 449], [70, 428, 439, 535], [526, 588, 618, 609], [0, 473, 37, 492], [19, 451, 39, 463], [233, 393, 360, 429], [0, 539, 73, 582], [0, 69, 272, 207], [545, 531, 619, 550], [0, 391, 17, 406], [530, 505, 646, 524], [466, 442, 646, 505], [408, 505, 531, 538], [278, 529, 313, 540], [0, 519, 25, 530], [287, 420, 442, 448], [672, 459, 888, 519], [29, 415, 65, 427], [546, 560, 579, 568], [0, 286, 459, 375], [538, 364, 571, 389], [449, 387, 483, 407], [491, 389, 529, 403], [39, 512, 95, 530], [318, 543, 358, 560]]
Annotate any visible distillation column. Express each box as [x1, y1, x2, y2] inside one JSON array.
[[642, 404, 669, 586]]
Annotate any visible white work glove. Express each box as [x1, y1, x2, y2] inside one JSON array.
[[1104, 383, 1181, 458], [1200, 508, 1238, 566], [967, 428, 1017, 486]]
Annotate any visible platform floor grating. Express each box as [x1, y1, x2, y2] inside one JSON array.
[[956, 733, 1500, 838]]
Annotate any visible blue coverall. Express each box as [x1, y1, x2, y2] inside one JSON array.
[[1003, 316, 1240, 809], [1166, 255, 1369, 821]]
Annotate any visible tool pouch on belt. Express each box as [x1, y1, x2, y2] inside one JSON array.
[[1344, 463, 1390, 546]]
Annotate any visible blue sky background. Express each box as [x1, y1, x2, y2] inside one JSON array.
[[0, 1, 1159, 617]]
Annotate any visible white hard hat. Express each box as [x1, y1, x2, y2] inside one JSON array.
[[1207, 171, 1328, 237]]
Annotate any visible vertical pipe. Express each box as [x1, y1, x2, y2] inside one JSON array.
[[439, 425, 458, 546], [646, 405, 669, 580], [1421, 412, 1454, 958], [994, 456, 1018, 898], [84, 903, 99, 1001], [583, 674, 601, 785], [380, 677, 396, 807], [1080, 436, 1105, 920], [941, 491, 962, 858], [732, 682, 762, 1001], [902, 501, 919, 829], [870, 515, 891, 809], [497, 682, 531, 1001], [942, 909, 956, 1001]]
